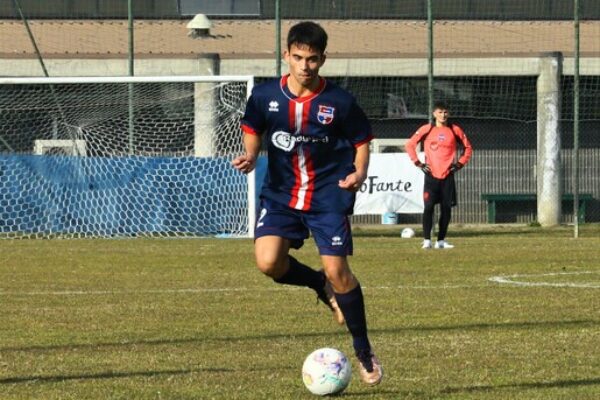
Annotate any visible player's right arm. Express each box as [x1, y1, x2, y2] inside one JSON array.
[[232, 89, 265, 174], [405, 124, 431, 174], [232, 132, 261, 174]]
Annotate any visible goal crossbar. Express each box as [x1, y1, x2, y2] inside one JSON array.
[[0, 75, 254, 86]]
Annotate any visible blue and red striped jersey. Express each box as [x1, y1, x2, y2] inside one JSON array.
[[241, 75, 373, 214]]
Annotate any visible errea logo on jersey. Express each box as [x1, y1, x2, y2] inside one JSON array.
[[268, 101, 279, 112], [331, 236, 343, 246]]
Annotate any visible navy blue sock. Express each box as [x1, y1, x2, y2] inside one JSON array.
[[273, 256, 324, 290], [334, 284, 371, 353]]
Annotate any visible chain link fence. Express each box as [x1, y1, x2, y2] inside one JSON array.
[[0, 0, 599, 228]]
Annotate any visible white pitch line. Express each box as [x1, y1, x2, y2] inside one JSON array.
[[4, 272, 600, 295], [489, 271, 600, 288]]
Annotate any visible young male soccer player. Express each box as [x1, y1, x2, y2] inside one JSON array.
[[405, 101, 473, 249], [232, 21, 382, 385]]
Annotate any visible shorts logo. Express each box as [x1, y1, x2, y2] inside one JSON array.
[[256, 208, 267, 228], [268, 101, 279, 112], [317, 105, 335, 125], [331, 236, 343, 246]]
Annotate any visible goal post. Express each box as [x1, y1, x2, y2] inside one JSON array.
[[0, 75, 256, 238]]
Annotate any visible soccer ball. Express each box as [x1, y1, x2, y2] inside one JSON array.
[[302, 347, 352, 396], [401, 227, 415, 238]]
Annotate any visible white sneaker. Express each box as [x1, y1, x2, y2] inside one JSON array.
[[435, 240, 454, 249], [422, 239, 432, 249]]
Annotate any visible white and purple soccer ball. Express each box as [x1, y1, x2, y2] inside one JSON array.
[[401, 227, 416, 238], [302, 347, 352, 396]]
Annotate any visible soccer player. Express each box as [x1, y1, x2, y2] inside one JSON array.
[[405, 101, 473, 249], [232, 21, 383, 386]]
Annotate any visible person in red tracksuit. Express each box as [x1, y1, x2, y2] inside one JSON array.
[[405, 101, 473, 249]]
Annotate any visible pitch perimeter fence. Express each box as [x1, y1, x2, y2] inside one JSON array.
[[0, 0, 599, 233]]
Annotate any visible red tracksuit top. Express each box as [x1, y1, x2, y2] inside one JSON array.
[[405, 123, 473, 179]]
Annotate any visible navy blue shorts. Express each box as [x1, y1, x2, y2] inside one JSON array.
[[254, 197, 353, 256]]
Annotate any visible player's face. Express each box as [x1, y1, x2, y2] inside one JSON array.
[[433, 108, 449, 124], [284, 43, 326, 90]]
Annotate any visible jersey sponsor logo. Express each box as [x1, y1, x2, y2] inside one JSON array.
[[268, 101, 279, 112], [331, 236, 343, 246], [272, 130, 330, 152], [272, 130, 295, 152], [317, 105, 335, 125]]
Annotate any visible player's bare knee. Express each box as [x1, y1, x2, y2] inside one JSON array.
[[255, 255, 285, 278], [325, 268, 357, 293]]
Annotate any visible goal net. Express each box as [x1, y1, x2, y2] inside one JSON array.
[[0, 75, 255, 238]]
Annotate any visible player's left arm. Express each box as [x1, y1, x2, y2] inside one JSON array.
[[338, 142, 369, 192], [338, 96, 372, 191], [453, 125, 473, 170]]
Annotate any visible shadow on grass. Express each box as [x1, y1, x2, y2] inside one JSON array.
[[441, 377, 600, 394], [0, 366, 233, 385], [396, 318, 600, 333], [2, 319, 597, 354], [345, 389, 418, 398]]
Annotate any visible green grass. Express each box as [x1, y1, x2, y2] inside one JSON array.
[[1, 224, 600, 399]]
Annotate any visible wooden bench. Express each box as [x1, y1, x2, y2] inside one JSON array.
[[481, 193, 594, 223]]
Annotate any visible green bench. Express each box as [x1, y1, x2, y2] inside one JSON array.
[[481, 193, 594, 223]]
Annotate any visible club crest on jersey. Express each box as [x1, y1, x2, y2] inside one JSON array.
[[317, 105, 335, 125]]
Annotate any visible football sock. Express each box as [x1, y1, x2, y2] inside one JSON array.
[[423, 203, 434, 240], [334, 284, 370, 352], [437, 204, 452, 240], [273, 256, 324, 290]]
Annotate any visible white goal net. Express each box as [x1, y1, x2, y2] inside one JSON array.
[[0, 75, 255, 238]]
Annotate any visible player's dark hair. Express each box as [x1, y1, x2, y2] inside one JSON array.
[[287, 21, 328, 54], [433, 101, 449, 111]]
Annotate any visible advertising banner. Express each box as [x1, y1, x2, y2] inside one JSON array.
[[354, 153, 424, 214]]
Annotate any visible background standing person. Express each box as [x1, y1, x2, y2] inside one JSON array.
[[405, 101, 473, 249], [231, 21, 383, 385]]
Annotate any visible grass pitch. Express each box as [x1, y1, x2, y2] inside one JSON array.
[[1, 224, 600, 399]]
